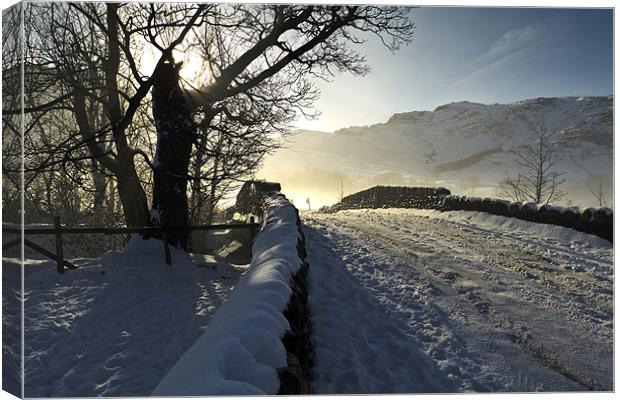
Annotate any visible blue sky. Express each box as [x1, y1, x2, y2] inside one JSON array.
[[297, 7, 613, 132]]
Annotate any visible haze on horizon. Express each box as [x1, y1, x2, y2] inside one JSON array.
[[294, 7, 612, 133]]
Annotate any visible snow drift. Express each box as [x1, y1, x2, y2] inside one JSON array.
[[152, 194, 305, 395], [19, 235, 241, 397]]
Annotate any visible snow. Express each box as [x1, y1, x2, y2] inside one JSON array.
[[6, 192, 613, 395], [13, 235, 242, 397], [305, 226, 458, 393], [361, 208, 612, 250], [152, 150, 162, 168], [149, 208, 161, 225], [2, 257, 21, 396], [303, 209, 612, 392], [152, 194, 302, 395], [5, 195, 303, 397]]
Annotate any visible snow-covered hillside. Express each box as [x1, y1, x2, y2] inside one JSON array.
[[258, 96, 612, 208]]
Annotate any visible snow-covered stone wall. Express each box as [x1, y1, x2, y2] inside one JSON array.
[[152, 193, 311, 395], [441, 195, 613, 242], [322, 186, 612, 242], [321, 185, 450, 212]]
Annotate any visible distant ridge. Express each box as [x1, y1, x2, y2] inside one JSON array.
[[261, 95, 612, 207]]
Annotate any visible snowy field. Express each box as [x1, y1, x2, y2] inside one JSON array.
[[303, 209, 613, 393], [4, 195, 303, 397], [4, 236, 244, 397]]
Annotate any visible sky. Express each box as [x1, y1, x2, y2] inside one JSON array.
[[295, 7, 614, 132]]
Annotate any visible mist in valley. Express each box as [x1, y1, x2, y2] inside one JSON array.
[[257, 97, 613, 211], [257, 167, 441, 209], [258, 163, 613, 211]]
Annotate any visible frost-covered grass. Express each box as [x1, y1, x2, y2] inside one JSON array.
[[13, 235, 243, 397], [153, 194, 302, 395]]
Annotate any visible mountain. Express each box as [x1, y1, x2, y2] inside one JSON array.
[[257, 96, 613, 208]]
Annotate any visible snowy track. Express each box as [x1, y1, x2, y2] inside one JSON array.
[[304, 209, 613, 393]]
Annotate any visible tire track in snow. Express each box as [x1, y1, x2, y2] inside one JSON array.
[[304, 211, 612, 392], [345, 211, 613, 341], [342, 212, 612, 390], [303, 225, 460, 394]]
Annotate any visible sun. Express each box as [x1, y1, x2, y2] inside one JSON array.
[[176, 51, 205, 83], [137, 44, 208, 86]]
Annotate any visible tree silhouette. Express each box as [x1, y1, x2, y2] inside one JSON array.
[[499, 122, 566, 204], [4, 3, 414, 248], [585, 174, 610, 207]]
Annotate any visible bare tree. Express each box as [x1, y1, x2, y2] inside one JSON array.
[[586, 174, 610, 207], [5, 2, 208, 228], [499, 122, 566, 204], [567, 151, 612, 208], [161, 5, 415, 246], [5, 3, 414, 249]]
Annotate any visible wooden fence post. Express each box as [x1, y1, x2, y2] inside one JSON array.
[[161, 230, 172, 265], [54, 216, 64, 274], [249, 216, 259, 242]]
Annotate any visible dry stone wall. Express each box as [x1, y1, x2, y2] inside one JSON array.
[[441, 195, 613, 242], [319, 185, 613, 243], [321, 185, 451, 212]]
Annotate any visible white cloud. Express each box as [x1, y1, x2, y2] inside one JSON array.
[[456, 23, 545, 86], [482, 24, 544, 63]]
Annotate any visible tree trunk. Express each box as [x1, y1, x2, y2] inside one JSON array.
[[91, 159, 107, 211], [151, 62, 197, 249], [116, 164, 150, 228], [190, 141, 206, 225], [205, 157, 219, 225]]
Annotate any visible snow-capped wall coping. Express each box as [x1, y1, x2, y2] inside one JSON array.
[[152, 194, 303, 395]]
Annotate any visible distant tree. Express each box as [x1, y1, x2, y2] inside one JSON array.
[[498, 175, 525, 203], [498, 122, 566, 204], [566, 146, 611, 208], [338, 177, 344, 201], [586, 174, 610, 207]]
